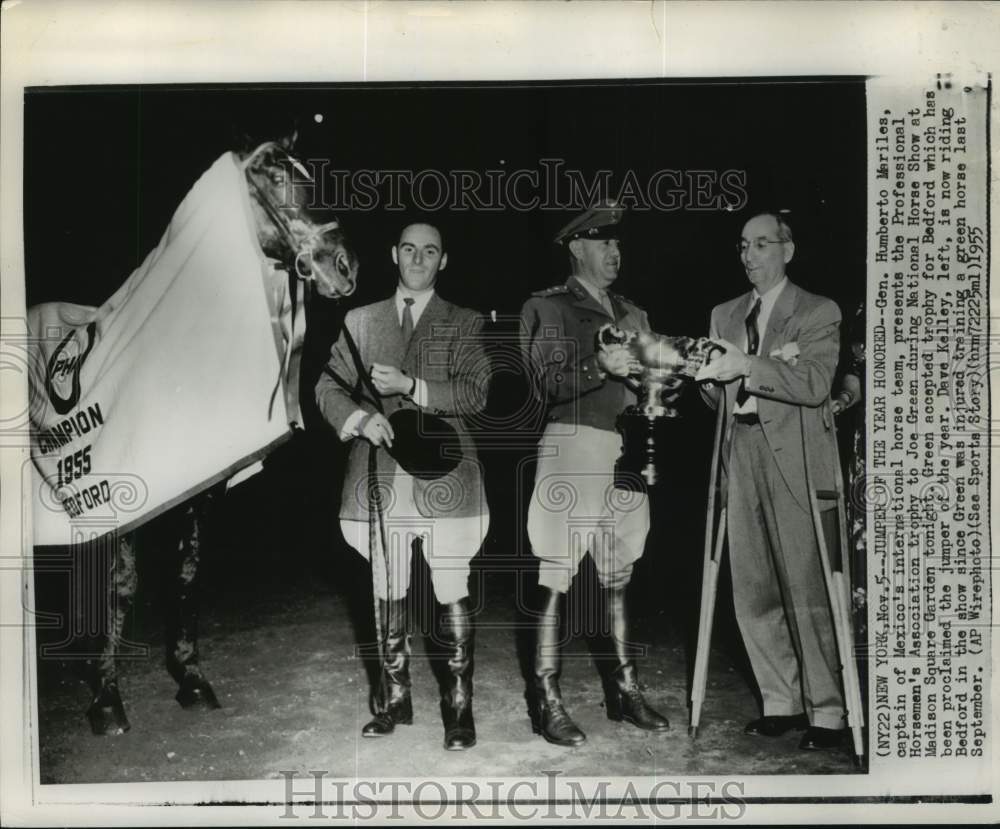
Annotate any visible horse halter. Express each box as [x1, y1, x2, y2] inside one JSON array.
[[293, 220, 351, 290], [242, 142, 355, 297]]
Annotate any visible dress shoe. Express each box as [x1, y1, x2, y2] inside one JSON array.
[[799, 726, 845, 751], [743, 713, 809, 737]]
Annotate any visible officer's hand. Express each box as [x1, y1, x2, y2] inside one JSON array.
[[359, 412, 395, 448], [371, 363, 412, 396], [597, 346, 641, 378], [695, 338, 751, 383]]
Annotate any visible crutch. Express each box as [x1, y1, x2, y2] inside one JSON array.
[[801, 408, 866, 764], [689, 402, 728, 737]]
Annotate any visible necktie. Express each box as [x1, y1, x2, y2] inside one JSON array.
[[400, 297, 415, 345], [598, 291, 614, 318], [736, 297, 761, 407]]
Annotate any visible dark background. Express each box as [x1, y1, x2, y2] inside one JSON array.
[[25, 79, 866, 673], [25, 80, 865, 314]]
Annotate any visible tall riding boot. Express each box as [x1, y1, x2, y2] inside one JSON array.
[[167, 499, 220, 710], [533, 587, 586, 746], [362, 598, 412, 737], [601, 586, 669, 731], [438, 599, 476, 750]]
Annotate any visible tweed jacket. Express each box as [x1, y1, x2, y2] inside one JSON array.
[[316, 293, 488, 520]]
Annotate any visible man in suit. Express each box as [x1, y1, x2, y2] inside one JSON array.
[[696, 210, 846, 751], [316, 221, 488, 751], [520, 202, 670, 747]]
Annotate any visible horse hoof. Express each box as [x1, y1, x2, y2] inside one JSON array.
[[176, 675, 221, 710], [86, 683, 131, 736]]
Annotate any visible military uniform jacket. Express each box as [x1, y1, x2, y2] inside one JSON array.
[[316, 294, 488, 521], [520, 275, 650, 433], [703, 280, 842, 514]]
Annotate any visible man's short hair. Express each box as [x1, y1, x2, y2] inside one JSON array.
[[397, 216, 446, 251], [745, 209, 794, 243]]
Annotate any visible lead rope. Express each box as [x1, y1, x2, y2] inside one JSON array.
[[325, 323, 394, 716], [265, 264, 302, 421]]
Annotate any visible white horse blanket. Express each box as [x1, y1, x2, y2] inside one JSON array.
[[27, 152, 303, 546]]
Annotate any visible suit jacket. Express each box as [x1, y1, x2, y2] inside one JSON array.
[[520, 276, 650, 433], [316, 293, 488, 520], [703, 280, 841, 514]]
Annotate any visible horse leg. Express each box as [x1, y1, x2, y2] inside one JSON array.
[[167, 494, 221, 710], [86, 531, 135, 735]]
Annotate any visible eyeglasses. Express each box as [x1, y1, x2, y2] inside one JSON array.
[[737, 238, 787, 255]]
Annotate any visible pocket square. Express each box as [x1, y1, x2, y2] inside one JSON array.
[[769, 341, 800, 366]]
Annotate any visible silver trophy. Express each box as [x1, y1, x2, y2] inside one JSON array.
[[596, 323, 719, 488]]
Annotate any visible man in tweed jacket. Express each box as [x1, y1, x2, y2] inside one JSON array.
[[316, 221, 489, 751]]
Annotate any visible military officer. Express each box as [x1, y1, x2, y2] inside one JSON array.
[[519, 202, 670, 747]]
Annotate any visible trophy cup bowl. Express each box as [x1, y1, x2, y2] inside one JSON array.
[[596, 324, 719, 490]]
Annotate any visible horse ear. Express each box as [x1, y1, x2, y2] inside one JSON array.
[[278, 125, 300, 153]]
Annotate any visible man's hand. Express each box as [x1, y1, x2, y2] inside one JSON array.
[[597, 345, 641, 379], [371, 363, 414, 396], [359, 412, 395, 447], [695, 338, 752, 384], [831, 373, 862, 415]]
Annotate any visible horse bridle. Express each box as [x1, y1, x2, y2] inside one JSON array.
[[242, 144, 396, 673], [242, 142, 347, 290]]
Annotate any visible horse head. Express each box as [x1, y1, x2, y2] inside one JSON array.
[[241, 141, 358, 299]]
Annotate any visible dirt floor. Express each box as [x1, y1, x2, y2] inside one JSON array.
[[35, 558, 860, 785]]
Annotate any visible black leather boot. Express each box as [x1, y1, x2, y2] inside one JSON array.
[[362, 598, 412, 737], [533, 588, 586, 747], [601, 586, 669, 732], [438, 599, 476, 750]]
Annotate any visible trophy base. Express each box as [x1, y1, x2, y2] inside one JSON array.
[[613, 410, 680, 492]]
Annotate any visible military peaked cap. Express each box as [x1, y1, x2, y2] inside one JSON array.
[[554, 200, 624, 244]]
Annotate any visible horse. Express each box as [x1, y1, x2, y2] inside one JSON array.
[[50, 139, 359, 735]]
